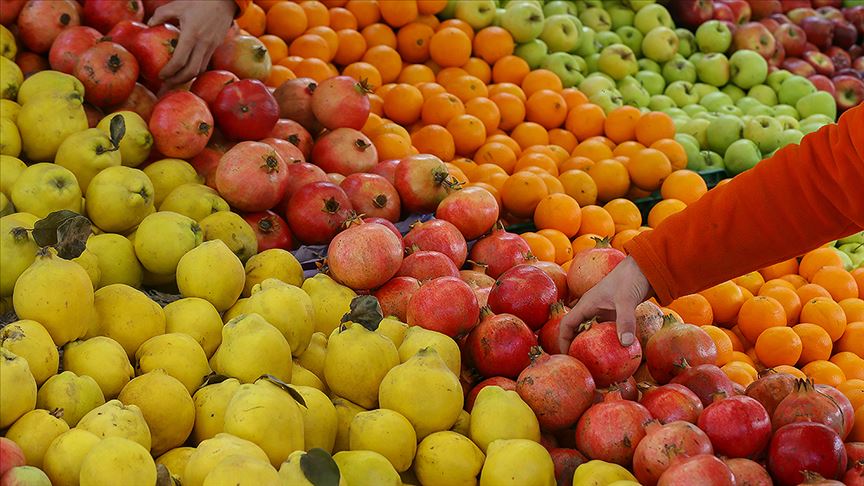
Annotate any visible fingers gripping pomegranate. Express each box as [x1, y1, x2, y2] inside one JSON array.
[[567, 237, 626, 299]]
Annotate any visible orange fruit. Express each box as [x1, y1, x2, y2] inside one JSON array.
[[801, 360, 846, 387], [536, 172, 564, 195], [525, 89, 567, 130], [416, 81, 446, 98], [801, 297, 847, 342], [515, 152, 558, 176], [548, 129, 578, 153], [410, 124, 455, 162], [534, 193, 582, 238], [603, 198, 641, 233], [300, 0, 330, 27], [559, 156, 594, 173], [307, 26, 338, 56], [737, 295, 787, 343], [492, 55, 530, 85], [462, 57, 492, 85], [558, 170, 598, 208], [511, 122, 549, 150], [831, 352, 864, 381], [472, 26, 514, 64], [489, 92, 526, 132], [611, 229, 639, 253], [362, 45, 402, 83], [343, 61, 382, 89], [332, 29, 367, 65], [521, 69, 563, 97], [667, 294, 714, 326], [429, 27, 471, 67], [775, 365, 808, 379], [759, 258, 800, 281], [383, 83, 423, 125], [700, 281, 747, 325], [733, 272, 766, 296], [329, 7, 358, 30], [293, 58, 336, 81], [566, 104, 605, 141], [612, 141, 646, 159], [586, 159, 630, 202], [628, 148, 672, 192], [378, 0, 417, 27], [571, 233, 601, 254], [474, 142, 517, 174], [722, 362, 757, 387], [760, 279, 797, 293], [799, 247, 846, 282], [448, 75, 488, 102], [603, 106, 641, 144], [396, 22, 434, 63], [651, 139, 688, 171], [647, 199, 686, 228], [417, 0, 447, 15], [577, 205, 615, 238], [660, 170, 708, 205], [793, 323, 833, 365], [702, 325, 734, 366], [488, 82, 526, 101], [346, 0, 380, 28], [538, 228, 575, 265], [811, 266, 860, 301], [755, 326, 802, 367], [837, 378, 864, 409], [361, 23, 397, 48], [561, 88, 589, 110], [465, 97, 500, 134], [726, 332, 747, 354], [840, 299, 864, 323], [266, 2, 308, 41], [758, 286, 802, 325], [635, 111, 675, 146], [264, 65, 295, 87], [259, 34, 288, 62], [436, 18, 474, 40], [288, 34, 330, 61], [836, 320, 863, 355], [853, 268, 864, 299], [373, 132, 412, 160], [521, 232, 556, 262], [797, 283, 833, 303], [500, 171, 549, 218], [447, 114, 486, 156], [398, 64, 435, 84], [572, 139, 614, 162], [421, 92, 464, 126]]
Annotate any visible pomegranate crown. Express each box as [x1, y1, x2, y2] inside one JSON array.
[[591, 236, 613, 248]]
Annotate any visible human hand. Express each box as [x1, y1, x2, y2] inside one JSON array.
[[558, 256, 652, 353], [148, 0, 237, 89]]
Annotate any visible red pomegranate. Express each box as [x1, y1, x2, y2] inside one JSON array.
[[773, 379, 847, 436], [340, 173, 401, 222], [488, 264, 558, 330], [526, 260, 568, 301], [191, 70, 239, 109], [212, 79, 279, 141], [311, 76, 372, 130], [745, 369, 797, 417], [549, 448, 587, 486], [284, 181, 353, 245], [393, 154, 457, 214], [105, 20, 147, 52], [269, 118, 313, 159], [468, 225, 531, 278], [0, 0, 25, 24], [633, 421, 714, 486], [669, 363, 736, 408], [363, 217, 401, 242], [242, 211, 292, 251], [17, 0, 81, 53], [575, 391, 652, 466], [847, 443, 864, 466], [816, 384, 855, 439], [260, 137, 305, 164], [698, 395, 772, 459], [435, 186, 500, 240], [74, 41, 139, 108], [83, 103, 103, 129], [402, 219, 467, 268], [645, 316, 718, 384], [516, 347, 596, 431], [370, 159, 400, 185], [635, 301, 664, 348], [15, 52, 49, 78], [465, 309, 537, 379], [724, 458, 773, 486], [112, 82, 157, 122], [215, 141, 288, 212], [638, 383, 704, 424], [657, 454, 736, 486], [272, 77, 320, 133], [211, 34, 271, 82], [129, 24, 179, 83], [48, 26, 101, 74], [373, 276, 420, 322], [769, 422, 847, 486], [466, 376, 517, 411], [397, 250, 459, 281], [460, 263, 496, 290], [83, 0, 143, 33], [189, 145, 226, 189], [311, 128, 378, 175], [328, 220, 404, 290], [844, 463, 864, 486], [148, 91, 213, 159], [566, 237, 626, 298], [595, 377, 640, 403], [537, 302, 568, 355], [406, 276, 479, 338], [567, 320, 642, 388], [279, 162, 328, 203]]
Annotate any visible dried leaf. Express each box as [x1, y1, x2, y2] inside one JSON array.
[[257, 374, 307, 408], [340, 295, 383, 331], [300, 448, 341, 486], [109, 113, 126, 149], [55, 215, 91, 259]]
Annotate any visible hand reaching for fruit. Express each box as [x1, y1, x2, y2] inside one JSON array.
[[558, 256, 652, 352], [148, 0, 237, 89]]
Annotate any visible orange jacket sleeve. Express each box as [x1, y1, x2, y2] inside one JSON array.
[[626, 103, 864, 305], [235, 0, 252, 16]]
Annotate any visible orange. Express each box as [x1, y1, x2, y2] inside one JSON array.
[[571, 234, 601, 254], [473, 142, 516, 174], [333, 29, 367, 65], [586, 159, 630, 202], [410, 124, 454, 162], [628, 148, 672, 192], [634, 111, 675, 146], [300, 0, 330, 27], [566, 104, 605, 141], [259, 34, 288, 62], [560, 156, 595, 172], [811, 266, 860, 301], [702, 325, 734, 366], [733, 272, 766, 296], [667, 294, 714, 327], [266, 2, 308, 41], [462, 57, 492, 84], [837, 320, 863, 355], [799, 247, 846, 282], [515, 152, 558, 176], [378, 0, 417, 27], [490, 93, 526, 131], [330, 7, 358, 30], [548, 129, 578, 153], [603, 198, 640, 233], [603, 106, 641, 144], [255, 0, 281, 10], [361, 23, 397, 48], [436, 19, 474, 41], [521, 69, 563, 97], [446, 114, 486, 156], [464, 98, 500, 134], [346, 0, 380, 28], [342, 61, 382, 89], [277, 55, 303, 70], [397, 64, 435, 84], [511, 122, 549, 150], [307, 26, 338, 57], [492, 55, 530, 85], [760, 279, 797, 293], [264, 65, 295, 87], [558, 170, 598, 208], [722, 362, 757, 387], [383, 83, 423, 125], [559, 88, 587, 110], [660, 170, 708, 205], [800, 297, 847, 342], [737, 295, 787, 343], [797, 283, 833, 303], [853, 268, 864, 298], [837, 379, 864, 409], [840, 299, 864, 323], [536, 172, 564, 195], [577, 205, 615, 238], [700, 281, 747, 326], [755, 326, 802, 368], [293, 58, 336, 81], [775, 365, 808, 379], [523, 89, 566, 130], [416, 81, 445, 98], [758, 286, 802, 325], [417, 0, 447, 14], [373, 132, 412, 160], [647, 199, 686, 228], [489, 82, 526, 100], [472, 26, 514, 64], [571, 139, 614, 162], [485, 134, 521, 156], [611, 229, 639, 253], [435, 66, 469, 90], [429, 27, 471, 68], [801, 360, 846, 387], [421, 92, 464, 126], [726, 332, 747, 354], [793, 323, 833, 365], [396, 22, 434, 63], [759, 258, 800, 281], [537, 229, 574, 265], [289, 34, 331, 61], [521, 232, 556, 262], [447, 75, 488, 102], [651, 139, 688, 171], [534, 193, 581, 238], [832, 352, 864, 381], [501, 171, 548, 218], [362, 45, 402, 83]]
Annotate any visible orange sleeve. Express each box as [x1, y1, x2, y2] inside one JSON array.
[[235, 0, 252, 16], [626, 103, 864, 304]]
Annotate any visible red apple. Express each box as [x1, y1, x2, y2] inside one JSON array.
[[850, 45, 864, 58], [801, 16, 835, 49], [733, 22, 777, 58], [816, 6, 845, 22], [836, 68, 863, 79], [802, 42, 820, 54], [714, 3, 735, 22], [781, 0, 814, 13], [808, 74, 837, 95], [833, 74, 864, 110], [773, 22, 807, 57], [826, 46, 852, 70], [812, 0, 841, 7], [769, 42, 786, 66], [853, 57, 864, 72], [0, 438, 26, 477], [672, 0, 714, 28], [719, 19, 738, 34], [760, 17, 781, 32], [832, 19, 859, 49], [782, 57, 818, 77], [788, 7, 818, 24], [769, 13, 792, 25], [844, 6, 864, 34], [723, 0, 752, 24], [750, 0, 782, 19], [803, 51, 836, 76]]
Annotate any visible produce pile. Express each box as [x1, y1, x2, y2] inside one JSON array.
[[0, 0, 863, 485]]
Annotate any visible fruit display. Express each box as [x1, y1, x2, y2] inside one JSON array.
[[0, 0, 862, 485]]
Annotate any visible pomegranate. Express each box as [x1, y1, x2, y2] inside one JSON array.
[[847, 443, 864, 466], [435, 186, 499, 241], [393, 154, 458, 213], [83, 0, 144, 33], [567, 320, 642, 388], [269, 119, 314, 159], [280, 162, 328, 203], [211, 34, 271, 81], [638, 383, 704, 424], [48, 25, 101, 74], [105, 20, 147, 52], [566, 237, 626, 298], [242, 211, 292, 251], [112, 82, 157, 122], [129, 23, 179, 83], [312, 128, 378, 175], [537, 302, 568, 354], [633, 421, 714, 486], [17, 0, 81, 53], [745, 369, 797, 417], [635, 300, 664, 348], [529, 261, 568, 301], [215, 141, 288, 212], [213, 79, 279, 141], [190, 145, 225, 188], [645, 315, 718, 384], [466, 376, 517, 411], [406, 276, 479, 338], [370, 159, 400, 185], [74, 41, 139, 108], [363, 217, 401, 242], [191, 70, 239, 109], [310, 76, 371, 130], [724, 458, 773, 486], [773, 379, 847, 437], [15, 52, 49, 78], [549, 448, 587, 486], [844, 463, 864, 486], [816, 384, 855, 439], [0, 0, 25, 25], [397, 250, 459, 281], [328, 220, 403, 290], [769, 422, 847, 485], [516, 347, 596, 431], [260, 137, 305, 164], [798, 472, 846, 485], [284, 181, 353, 245], [340, 173, 401, 222], [698, 395, 772, 458], [575, 391, 652, 466], [272, 77, 319, 133], [465, 309, 537, 378], [468, 225, 531, 278], [488, 264, 558, 330], [142, 0, 170, 17], [402, 219, 467, 268], [657, 454, 736, 486], [669, 363, 736, 407], [149, 91, 213, 159], [373, 276, 420, 322], [460, 262, 496, 289]]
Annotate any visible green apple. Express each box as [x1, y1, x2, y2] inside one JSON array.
[[540, 14, 582, 52], [800, 121, 827, 135], [801, 114, 834, 125], [837, 243, 863, 269], [681, 117, 711, 148], [729, 50, 768, 90], [682, 104, 708, 117], [665, 80, 699, 106], [574, 26, 598, 57], [675, 28, 697, 58], [661, 58, 696, 84], [579, 74, 616, 97], [514, 38, 548, 69], [778, 75, 817, 107], [766, 70, 793, 92], [743, 115, 783, 154], [598, 43, 638, 80], [541, 52, 586, 88], [695, 53, 730, 87], [671, 116, 690, 134], [663, 107, 688, 118], [635, 70, 666, 95], [747, 85, 778, 106], [589, 88, 624, 114], [579, 7, 612, 32], [501, 1, 545, 43], [689, 150, 725, 171], [772, 104, 799, 119], [724, 139, 762, 175], [707, 114, 744, 155], [595, 31, 623, 49], [700, 91, 734, 111], [626, 0, 657, 11], [778, 128, 804, 147], [620, 81, 650, 107], [633, 4, 673, 34], [455, 0, 498, 29], [438, 0, 458, 19], [609, 4, 635, 30], [746, 105, 775, 117], [721, 84, 746, 102], [543, 0, 577, 16], [693, 83, 719, 100], [492, 8, 506, 27], [735, 96, 764, 113], [674, 133, 701, 165], [839, 232, 864, 246], [585, 52, 601, 73], [688, 52, 704, 66], [694, 111, 719, 122], [641, 26, 679, 63], [616, 26, 644, 57], [695, 20, 732, 53], [795, 91, 837, 120], [638, 58, 661, 73], [648, 94, 677, 111], [775, 115, 799, 130], [719, 105, 744, 117]]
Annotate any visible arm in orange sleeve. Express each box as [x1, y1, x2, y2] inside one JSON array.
[[626, 103, 864, 304]]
